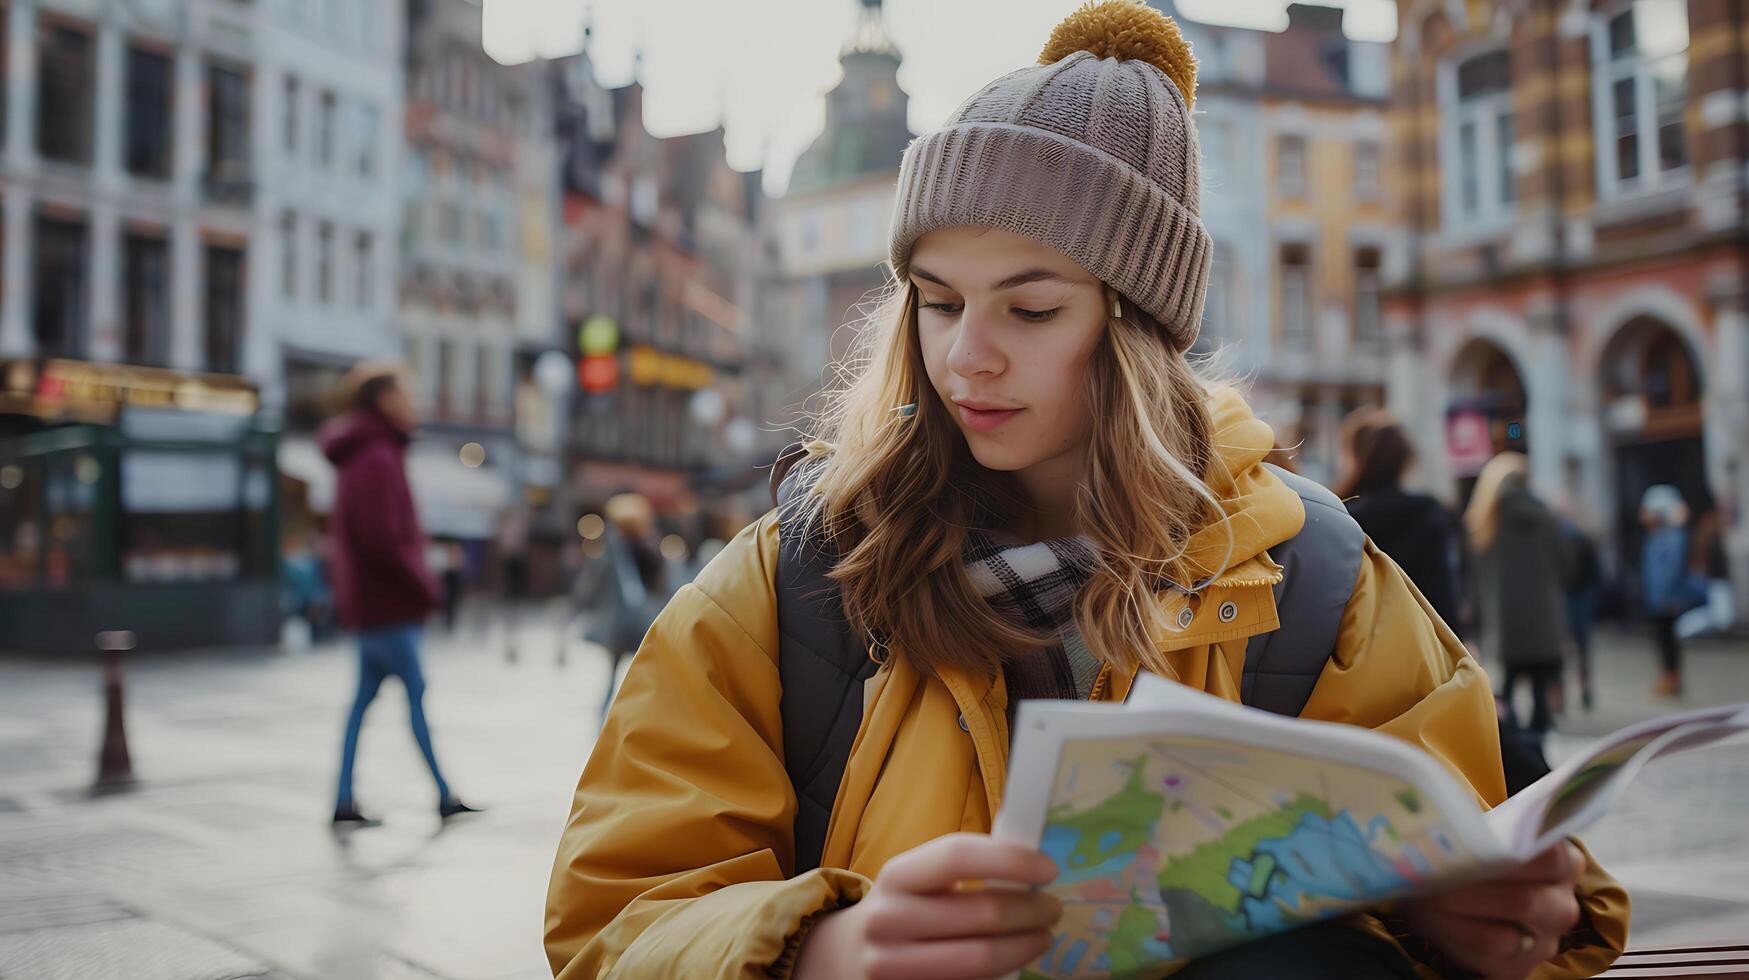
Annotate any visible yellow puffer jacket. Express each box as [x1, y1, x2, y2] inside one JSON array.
[[545, 389, 1629, 978]]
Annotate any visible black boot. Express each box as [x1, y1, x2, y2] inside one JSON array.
[[439, 796, 483, 821], [332, 802, 383, 828]]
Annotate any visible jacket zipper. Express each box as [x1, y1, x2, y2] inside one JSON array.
[[1087, 662, 1112, 701]]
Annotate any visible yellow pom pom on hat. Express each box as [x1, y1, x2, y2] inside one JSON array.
[[1039, 0, 1199, 109], [888, 0, 1213, 351]]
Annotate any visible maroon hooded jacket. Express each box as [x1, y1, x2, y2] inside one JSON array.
[[320, 409, 442, 630]]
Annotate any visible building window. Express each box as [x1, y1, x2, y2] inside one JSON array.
[[283, 74, 300, 155], [1277, 135, 1307, 200], [123, 234, 171, 366], [280, 211, 298, 300], [125, 47, 173, 179], [437, 337, 457, 417], [204, 245, 245, 374], [440, 204, 463, 243], [37, 23, 95, 165], [316, 222, 334, 304], [477, 345, 496, 419], [1354, 141, 1380, 203], [1593, 0, 1689, 196], [1354, 247, 1382, 349], [1279, 243, 1312, 349], [354, 102, 378, 178], [458, 340, 481, 419], [33, 215, 88, 358], [1445, 49, 1515, 222], [317, 90, 337, 168], [404, 334, 426, 402], [354, 232, 373, 310], [206, 64, 251, 184]]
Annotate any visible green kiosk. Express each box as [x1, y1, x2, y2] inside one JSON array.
[[0, 360, 281, 653]]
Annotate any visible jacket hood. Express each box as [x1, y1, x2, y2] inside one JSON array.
[[319, 409, 409, 465], [1178, 387, 1303, 585]]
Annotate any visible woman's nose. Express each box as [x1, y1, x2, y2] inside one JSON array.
[[947, 310, 1005, 378]]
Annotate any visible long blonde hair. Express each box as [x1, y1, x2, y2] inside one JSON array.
[[793, 281, 1225, 678], [1463, 451, 1528, 551]]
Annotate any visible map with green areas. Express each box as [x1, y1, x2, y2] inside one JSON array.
[[1022, 736, 1476, 979]]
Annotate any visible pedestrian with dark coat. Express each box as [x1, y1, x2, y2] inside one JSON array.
[[321, 362, 479, 827], [1335, 409, 1461, 630], [1560, 517, 1604, 710], [1464, 452, 1572, 734]]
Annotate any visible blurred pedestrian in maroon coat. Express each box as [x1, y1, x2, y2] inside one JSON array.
[[320, 362, 478, 827]]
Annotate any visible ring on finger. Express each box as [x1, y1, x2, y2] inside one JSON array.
[[1514, 925, 1537, 958]]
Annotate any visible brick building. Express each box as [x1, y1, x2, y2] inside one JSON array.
[[1384, 0, 1748, 611], [552, 40, 763, 520]]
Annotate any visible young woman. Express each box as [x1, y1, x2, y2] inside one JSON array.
[[1464, 453, 1574, 735], [546, 4, 1627, 976]]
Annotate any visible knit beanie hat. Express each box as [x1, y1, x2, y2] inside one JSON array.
[[888, 0, 1211, 351]]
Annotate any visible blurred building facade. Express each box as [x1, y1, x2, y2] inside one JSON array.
[[397, 0, 555, 542], [3, 0, 259, 386], [0, 0, 403, 649], [553, 38, 763, 522], [1385, 0, 1749, 611], [758, 0, 913, 457], [1163, 0, 1401, 485], [268, 0, 405, 428]]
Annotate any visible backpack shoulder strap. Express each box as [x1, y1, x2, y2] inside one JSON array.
[[773, 448, 876, 876], [1241, 463, 1367, 716]]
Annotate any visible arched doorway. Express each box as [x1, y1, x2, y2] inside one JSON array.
[[1600, 316, 1711, 587], [1447, 339, 1528, 505]]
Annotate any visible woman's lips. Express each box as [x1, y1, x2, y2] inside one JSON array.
[[958, 405, 1023, 432]]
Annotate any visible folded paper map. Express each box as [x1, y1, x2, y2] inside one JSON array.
[[993, 674, 1749, 978]]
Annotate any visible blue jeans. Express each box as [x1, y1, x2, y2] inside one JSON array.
[[335, 624, 450, 806]]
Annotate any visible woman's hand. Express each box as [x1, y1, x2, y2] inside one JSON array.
[[1399, 841, 1585, 979], [793, 833, 1062, 980]]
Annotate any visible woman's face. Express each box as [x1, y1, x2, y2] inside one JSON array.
[[910, 226, 1108, 481]]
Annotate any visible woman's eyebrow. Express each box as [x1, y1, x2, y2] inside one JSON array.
[[909, 266, 1075, 291]]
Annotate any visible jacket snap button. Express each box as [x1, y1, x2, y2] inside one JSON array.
[[1218, 601, 1238, 623], [1176, 607, 1195, 629], [957, 713, 970, 733]]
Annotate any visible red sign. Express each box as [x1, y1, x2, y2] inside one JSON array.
[[1446, 407, 1494, 477], [579, 354, 619, 394]]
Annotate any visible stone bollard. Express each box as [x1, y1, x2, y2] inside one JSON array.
[[93, 630, 138, 794]]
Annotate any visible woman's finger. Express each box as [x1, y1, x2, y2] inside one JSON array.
[[864, 930, 1056, 980], [1414, 914, 1560, 978], [862, 888, 1063, 943], [880, 834, 1059, 894], [1426, 882, 1581, 935]]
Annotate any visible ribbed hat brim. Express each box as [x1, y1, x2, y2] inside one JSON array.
[[889, 122, 1211, 350]]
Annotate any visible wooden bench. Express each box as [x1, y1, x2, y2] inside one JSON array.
[[1601, 944, 1749, 978]]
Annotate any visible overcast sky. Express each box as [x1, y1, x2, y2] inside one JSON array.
[[482, 0, 1398, 194]]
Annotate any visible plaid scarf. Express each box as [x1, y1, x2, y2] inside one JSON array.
[[963, 532, 1103, 701]]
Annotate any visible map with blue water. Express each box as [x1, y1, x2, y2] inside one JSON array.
[[1024, 735, 1475, 978]]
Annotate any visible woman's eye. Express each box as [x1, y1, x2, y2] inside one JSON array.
[[1013, 307, 1059, 322], [921, 302, 963, 315]]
